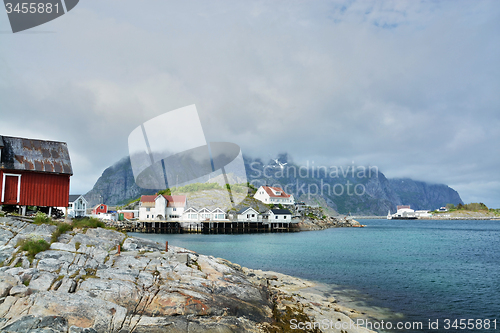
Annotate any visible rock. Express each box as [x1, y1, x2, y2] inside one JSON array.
[[69, 326, 98, 333], [50, 242, 77, 252], [9, 285, 31, 297], [0, 291, 127, 332], [36, 258, 63, 273], [0, 272, 19, 286], [121, 237, 164, 252], [0, 216, 379, 333], [29, 273, 57, 292], [0, 282, 13, 297], [0, 315, 68, 333]]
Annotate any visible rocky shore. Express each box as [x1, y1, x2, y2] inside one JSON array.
[[0, 216, 374, 333], [297, 217, 363, 231]]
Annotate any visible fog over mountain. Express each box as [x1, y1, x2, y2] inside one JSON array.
[[85, 153, 463, 216], [2, 1, 497, 207]]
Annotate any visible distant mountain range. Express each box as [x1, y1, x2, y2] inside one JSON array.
[[84, 154, 463, 215]]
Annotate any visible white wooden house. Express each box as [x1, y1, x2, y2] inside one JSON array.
[[138, 194, 187, 221], [138, 195, 156, 220], [165, 195, 186, 219], [181, 207, 227, 221], [236, 207, 261, 222], [211, 207, 226, 220], [183, 207, 199, 220], [198, 207, 212, 221], [254, 186, 294, 205], [60, 194, 87, 218], [267, 209, 292, 223]]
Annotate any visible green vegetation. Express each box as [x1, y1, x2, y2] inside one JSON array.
[[434, 202, 494, 214], [171, 182, 222, 193], [75, 242, 81, 250], [117, 197, 141, 210], [33, 212, 51, 224], [72, 217, 106, 229], [51, 223, 73, 243], [17, 238, 50, 260], [158, 188, 172, 195], [457, 202, 489, 211]]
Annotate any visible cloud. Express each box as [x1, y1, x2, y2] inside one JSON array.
[[0, 0, 499, 207]]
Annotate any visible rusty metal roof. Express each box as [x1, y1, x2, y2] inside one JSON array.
[[0, 135, 73, 175]]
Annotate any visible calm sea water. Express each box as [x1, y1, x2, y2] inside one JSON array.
[[130, 219, 500, 332]]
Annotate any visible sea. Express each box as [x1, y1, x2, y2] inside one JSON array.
[[129, 219, 500, 332]]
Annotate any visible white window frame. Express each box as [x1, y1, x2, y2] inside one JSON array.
[[1, 173, 21, 203]]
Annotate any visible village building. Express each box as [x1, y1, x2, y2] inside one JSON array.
[[92, 204, 108, 215], [235, 207, 261, 222], [61, 194, 87, 218], [0, 135, 72, 215], [117, 209, 139, 220], [181, 207, 226, 221], [415, 210, 432, 218], [138, 194, 187, 221], [267, 208, 292, 222], [138, 195, 156, 220], [253, 186, 294, 205], [387, 205, 417, 219]]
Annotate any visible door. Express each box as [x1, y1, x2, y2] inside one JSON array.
[[3, 175, 20, 204]]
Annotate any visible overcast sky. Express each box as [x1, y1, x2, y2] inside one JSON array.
[[1, 0, 499, 207]]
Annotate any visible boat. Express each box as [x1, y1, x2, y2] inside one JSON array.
[[387, 206, 418, 220]]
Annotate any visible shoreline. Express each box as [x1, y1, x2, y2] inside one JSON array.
[[352, 216, 500, 220], [0, 216, 383, 332], [241, 266, 399, 332]]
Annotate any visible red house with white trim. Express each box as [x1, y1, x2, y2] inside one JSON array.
[[0, 135, 72, 215], [92, 204, 108, 215]]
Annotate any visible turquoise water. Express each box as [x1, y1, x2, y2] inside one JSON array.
[[130, 219, 500, 332]]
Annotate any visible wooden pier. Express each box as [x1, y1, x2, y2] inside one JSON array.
[[133, 221, 299, 234]]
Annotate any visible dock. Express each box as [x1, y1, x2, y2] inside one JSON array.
[[126, 220, 300, 234]]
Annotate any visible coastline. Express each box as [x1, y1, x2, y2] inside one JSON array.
[[0, 216, 381, 333]]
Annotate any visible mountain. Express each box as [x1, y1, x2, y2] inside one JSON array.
[[84, 154, 463, 215]]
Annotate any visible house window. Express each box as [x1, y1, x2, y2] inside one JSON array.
[[100, 206, 104, 210], [275, 216, 278, 219], [147, 215, 149, 218], [68, 203, 73, 208], [146, 208, 150, 211], [173, 208, 177, 211], [252, 214, 255, 217], [284, 216, 287, 219]]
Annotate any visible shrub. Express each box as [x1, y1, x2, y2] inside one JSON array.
[[51, 223, 73, 243], [34, 212, 50, 224], [17, 238, 50, 260], [72, 217, 105, 229]]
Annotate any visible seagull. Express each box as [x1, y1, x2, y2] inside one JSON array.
[[272, 159, 287, 169]]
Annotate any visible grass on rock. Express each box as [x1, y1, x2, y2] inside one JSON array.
[[17, 238, 51, 260]]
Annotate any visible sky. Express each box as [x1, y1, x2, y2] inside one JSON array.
[[0, 0, 499, 207]]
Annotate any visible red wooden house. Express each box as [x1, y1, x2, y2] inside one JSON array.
[[92, 204, 108, 215], [0, 135, 72, 214]]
